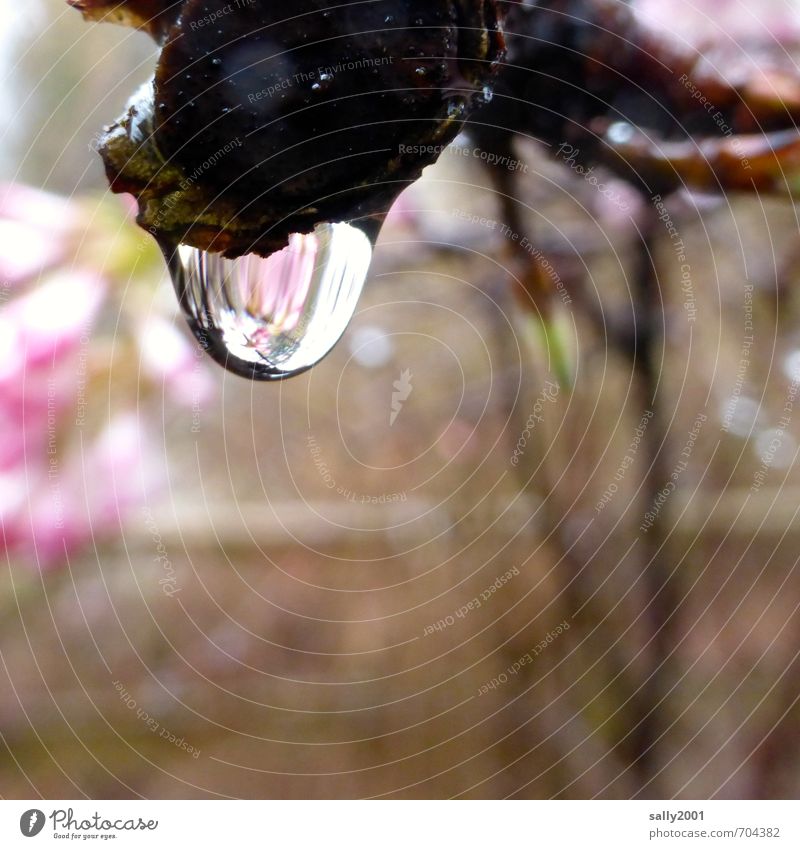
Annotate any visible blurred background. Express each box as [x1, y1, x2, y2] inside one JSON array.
[[2, 0, 800, 799]]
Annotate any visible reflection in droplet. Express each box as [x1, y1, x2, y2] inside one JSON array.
[[164, 222, 373, 380]]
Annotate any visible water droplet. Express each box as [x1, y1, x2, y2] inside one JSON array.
[[311, 72, 334, 94], [163, 222, 373, 380]]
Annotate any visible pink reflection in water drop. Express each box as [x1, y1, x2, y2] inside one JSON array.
[[243, 230, 319, 343]]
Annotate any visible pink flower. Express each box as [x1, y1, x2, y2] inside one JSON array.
[[0, 181, 207, 570], [0, 183, 74, 286], [137, 316, 215, 408], [635, 0, 800, 44]]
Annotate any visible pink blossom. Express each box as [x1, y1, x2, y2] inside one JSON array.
[[0, 183, 74, 286], [137, 315, 216, 407], [0, 183, 186, 569], [635, 0, 800, 45]]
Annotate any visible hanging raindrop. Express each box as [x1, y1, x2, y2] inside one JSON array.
[[163, 221, 373, 380], [76, 1, 505, 382]]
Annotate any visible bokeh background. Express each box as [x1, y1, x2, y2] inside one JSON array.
[[2, 0, 800, 798]]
